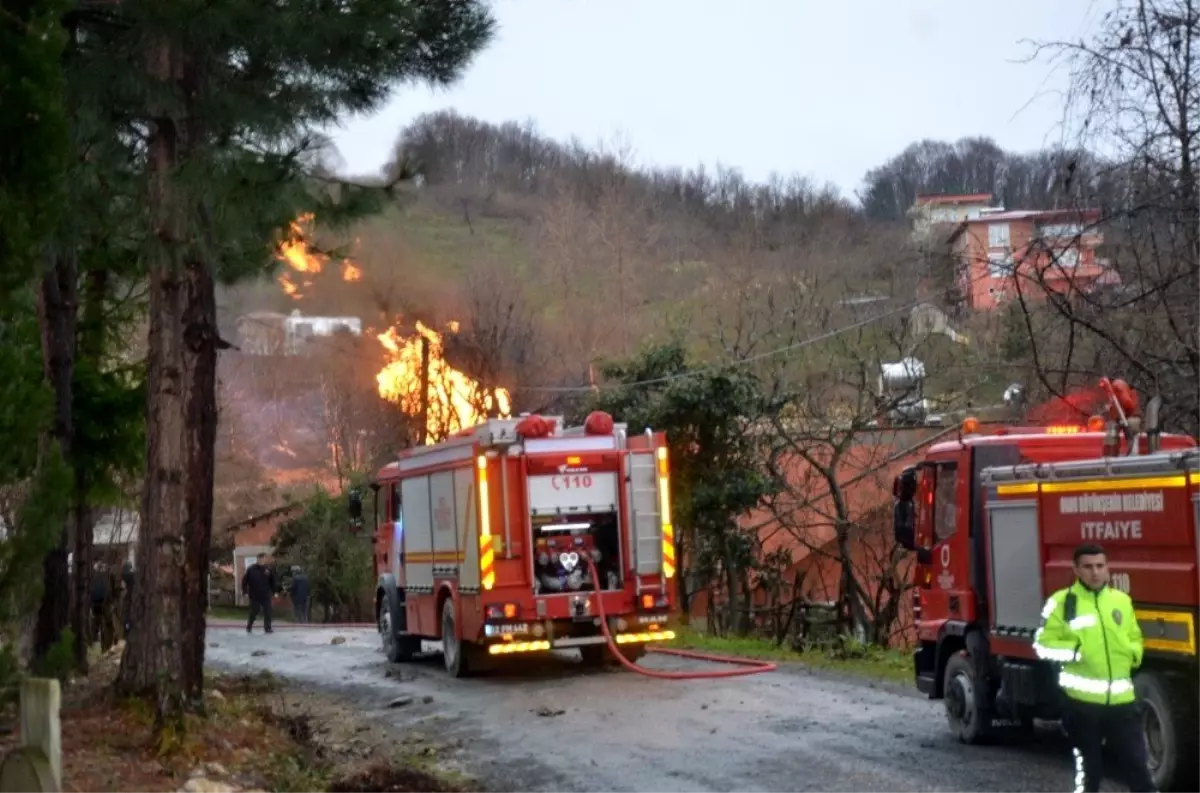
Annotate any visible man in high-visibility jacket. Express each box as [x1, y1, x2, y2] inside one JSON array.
[[1033, 542, 1155, 793]]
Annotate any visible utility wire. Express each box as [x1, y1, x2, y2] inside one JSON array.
[[228, 264, 1005, 396]]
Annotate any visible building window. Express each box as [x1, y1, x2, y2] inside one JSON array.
[[988, 222, 1011, 249], [1056, 247, 1079, 268], [988, 252, 1013, 278]]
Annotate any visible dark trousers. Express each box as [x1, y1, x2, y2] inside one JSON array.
[[1062, 698, 1156, 792], [293, 597, 309, 623], [247, 598, 273, 632]]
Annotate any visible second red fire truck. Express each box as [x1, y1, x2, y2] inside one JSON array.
[[893, 385, 1199, 791], [370, 412, 677, 676]]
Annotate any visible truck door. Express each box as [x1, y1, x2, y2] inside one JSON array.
[[924, 459, 974, 624]]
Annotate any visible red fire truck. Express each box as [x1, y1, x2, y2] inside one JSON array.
[[893, 396, 1199, 791], [369, 412, 677, 677]]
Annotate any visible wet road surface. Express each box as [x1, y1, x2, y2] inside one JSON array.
[[204, 624, 1122, 792]]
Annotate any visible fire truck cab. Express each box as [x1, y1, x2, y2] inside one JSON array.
[[370, 412, 676, 677], [893, 412, 1199, 791]]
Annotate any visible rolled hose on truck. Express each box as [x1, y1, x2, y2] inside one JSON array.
[[583, 555, 777, 680]]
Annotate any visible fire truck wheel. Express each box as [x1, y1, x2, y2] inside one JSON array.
[[943, 651, 992, 744], [1135, 670, 1198, 792], [441, 598, 479, 678], [380, 606, 418, 663]]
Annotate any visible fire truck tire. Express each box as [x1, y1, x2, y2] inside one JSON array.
[[943, 651, 993, 744], [441, 598, 481, 678], [1135, 670, 1198, 792], [379, 592, 418, 663]]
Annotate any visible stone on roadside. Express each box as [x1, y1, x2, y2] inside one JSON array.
[[387, 696, 413, 708], [330, 636, 346, 645], [181, 777, 235, 793]]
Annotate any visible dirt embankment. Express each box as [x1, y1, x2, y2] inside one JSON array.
[[0, 644, 471, 793]]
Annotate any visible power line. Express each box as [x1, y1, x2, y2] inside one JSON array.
[[226, 265, 1000, 396], [517, 296, 932, 394]]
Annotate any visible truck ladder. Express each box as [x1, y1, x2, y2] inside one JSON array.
[[629, 451, 665, 590]]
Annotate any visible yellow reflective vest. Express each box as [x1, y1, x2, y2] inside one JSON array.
[[1033, 580, 1144, 705]]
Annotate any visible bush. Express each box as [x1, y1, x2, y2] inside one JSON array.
[[273, 486, 373, 622]]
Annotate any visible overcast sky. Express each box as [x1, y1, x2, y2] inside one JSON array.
[[327, 0, 1107, 200]]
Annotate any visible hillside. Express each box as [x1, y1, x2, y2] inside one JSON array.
[[209, 113, 1047, 517]]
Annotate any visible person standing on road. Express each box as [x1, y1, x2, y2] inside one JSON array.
[[1033, 542, 1154, 793], [121, 560, 134, 637], [242, 554, 275, 634], [289, 566, 310, 624], [90, 561, 115, 649]]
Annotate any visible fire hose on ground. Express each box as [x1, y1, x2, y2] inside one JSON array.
[[583, 556, 777, 680]]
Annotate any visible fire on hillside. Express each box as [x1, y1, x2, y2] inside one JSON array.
[[273, 214, 511, 443], [276, 213, 362, 299], [377, 321, 512, 442]]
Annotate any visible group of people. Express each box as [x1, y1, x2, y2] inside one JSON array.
[[240, 554, 310, 633], [89, 559, 134, 650]]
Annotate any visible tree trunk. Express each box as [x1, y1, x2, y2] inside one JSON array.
[[119, 30, 192, 724], [721, 537, 742, 636], [70, 500, 93, 669], [34, 251, 78, 666], [674, 527, 692, 625], [178, 236, 219, 704], [70, 267, 109, 670]]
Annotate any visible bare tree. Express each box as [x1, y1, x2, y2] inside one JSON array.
[[703, 224, 978, 643], [453, 257, 543, 411], [1021, 0, 1200, 435]]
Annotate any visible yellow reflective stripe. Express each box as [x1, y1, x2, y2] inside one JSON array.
[[1059, 671, 1133, 696]]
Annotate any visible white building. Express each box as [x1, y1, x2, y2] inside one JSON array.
[[235, 310, 362, 355]]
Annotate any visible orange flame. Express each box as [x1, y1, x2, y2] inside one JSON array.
[[376, 321, 512, 443], [273, 214, 511, 443], [275, 213, 362, 299]]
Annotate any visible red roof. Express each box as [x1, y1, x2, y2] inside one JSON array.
[[228, 503, 304, 548], [961, 208, 1102, 224], [914, 193, 993, 205]]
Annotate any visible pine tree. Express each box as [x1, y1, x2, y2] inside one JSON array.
[[0, 0, 74, 677], [75, 0, 498, 725]]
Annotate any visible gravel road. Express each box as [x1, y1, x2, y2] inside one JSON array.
[[204, 625, 1119, 792]]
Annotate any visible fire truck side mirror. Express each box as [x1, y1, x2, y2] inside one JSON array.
[[892, 467, 917, 551], [893, 466, 917, 501]]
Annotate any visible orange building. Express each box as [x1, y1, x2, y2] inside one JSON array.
[[689, 428, 949, 645], [946, 207, 1114, 311]]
